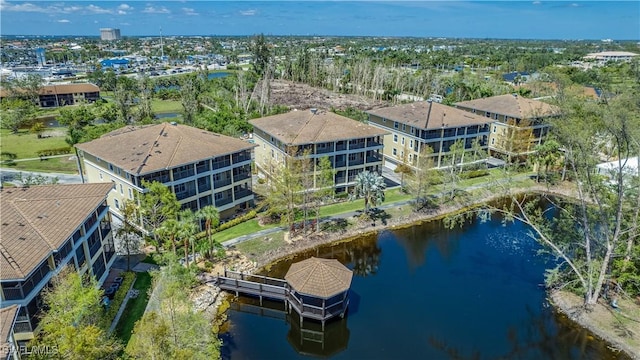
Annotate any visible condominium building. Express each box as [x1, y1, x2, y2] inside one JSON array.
[[455, 94, 561, 161], [0, 83, 100, 108], [367, 100, 492, 170], [250, 109, 387, 193], [75, 122, 257, 222], [100, 28, 121, 41], [0, 183, 116, 341]]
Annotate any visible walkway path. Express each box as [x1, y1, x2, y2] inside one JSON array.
[[221, 171, 534, 249], [0, 168, 82, 184]]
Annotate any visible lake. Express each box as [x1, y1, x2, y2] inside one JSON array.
[[219, 216, 628, 359]]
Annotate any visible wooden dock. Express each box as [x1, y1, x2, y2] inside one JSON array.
[[214, 269, 350, 328]]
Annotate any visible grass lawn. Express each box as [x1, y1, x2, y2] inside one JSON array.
[[215, 219, 279, 243], [1, 157, 78, 173], [150, 99, 183, 114], [236, 232, 286, 262], [0, 129, 69, 159], [114, 271, 153, 345]]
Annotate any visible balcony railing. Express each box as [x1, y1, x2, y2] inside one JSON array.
[[13, 321, 33, 334], [335, 176, 346, 184], [215, 197, 233, 207], [366, 155, 382, 163], [335, 143, 347, 151], [214, 178, 232, 188], [348, 159, 365, 166], [233, 172, 251, 181], [234, 190, 252, 200], [2, 287, 24, 301], [334, 160, 346, 168]]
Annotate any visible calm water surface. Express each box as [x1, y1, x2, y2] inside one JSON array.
[[219, 217, 628, 360]]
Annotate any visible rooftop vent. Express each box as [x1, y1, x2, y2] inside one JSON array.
[[310, 108, 318, 114], [170, 121, 178, 126]]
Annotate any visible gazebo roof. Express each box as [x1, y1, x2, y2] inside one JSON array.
[[285, 257, 353, 299]]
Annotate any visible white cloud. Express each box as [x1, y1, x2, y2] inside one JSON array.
[[120, 22, 131, 26], [532, 1, 541, 5], [182, 7, 198, 16], [118, 10, 127, 15], [86, 4, 112, 14], [57, 19, 70, 23], [142, 6, 170, 14], [240, 9, 256, 16], [1, 1, 48, 12], [118, 4, 132, 11]]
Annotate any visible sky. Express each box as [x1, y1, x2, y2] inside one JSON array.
[[0, 1, 639, 40]]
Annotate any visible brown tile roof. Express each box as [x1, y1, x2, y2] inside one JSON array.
[[76, 122, 256, 176], [0, 83, 100, 98], [366, 101, 492, 130], [0, 305, 18, 358], [0, 183, 113, 281], [250, 109, 388, 145], [285, 257, 353, 298], [454, 94, 561, 119]]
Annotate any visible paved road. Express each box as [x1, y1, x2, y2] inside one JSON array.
[[0, 168, 82, 185]]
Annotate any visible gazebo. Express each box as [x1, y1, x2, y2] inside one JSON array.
[[284, 257, 353, 328]]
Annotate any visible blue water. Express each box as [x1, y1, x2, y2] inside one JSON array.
[[219, 217, 626, 360], [208, 72, 230, 79]]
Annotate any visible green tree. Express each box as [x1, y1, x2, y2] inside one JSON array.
[[313, 156, 336, 232], [532, 139, 561, 183], [57, 105, 95, 145], [180, 75, 200, 125], [0, 98, 36, 133], [351, 170, 386, 213], [177, 209, 198, 267], [406, 145, 436, 211], [128, 263, 219, 359], [139, 181, 180, 253], [157, 218, 180, 255], [116, 199, 142, 271], [30, 121, 46, 138], [250, 33, 271, 76], [196, 205, 220, 260], [29, 267, 122, 360], [442, 140, 466, 201]]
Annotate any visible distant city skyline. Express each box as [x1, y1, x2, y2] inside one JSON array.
[[1, 1, 639, 40]]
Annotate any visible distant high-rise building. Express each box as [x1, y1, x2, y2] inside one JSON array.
[[100, 28, 121, 41]]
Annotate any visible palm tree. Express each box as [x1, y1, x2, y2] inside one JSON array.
[[196, 205, 220, 260], [157, 218, 180, 255], [177, 210, 197, 267], [351, 170, 386, 213]]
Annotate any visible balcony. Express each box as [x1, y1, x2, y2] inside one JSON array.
[[233, 171, 251, 182], [214, 178, 232, 188], [215, 197, 233, 207], [335, 142, 348, 152], [13, 321, 33, 334], [334, 160, 346, 168], [366, 154, 382, 163], [348, 159, 365, 166], [335, 176, 346, 184], [234, 189, 252, 200], [2, 286, 24, 301]]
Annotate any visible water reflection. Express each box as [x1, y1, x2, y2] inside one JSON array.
[[227, 297, 351, 358], [221, 217, 629, 360]]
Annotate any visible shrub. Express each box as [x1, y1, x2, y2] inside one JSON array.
[[36, 147, 72, 157], [101, 272, 136, 328], [460, 169, 489, 179]]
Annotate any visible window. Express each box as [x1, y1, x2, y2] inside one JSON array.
[[111, 180, 116, 190], [409, 154, 413, 162], [108, 163, 114, 171], [410, 127, 415, 134], [410, 140, 413, 148], [393, 134, 398, 143], [401, 137, 405, 145], [486, 112, 491, 118], [491, 138, 495, 145], [394, 121, 399, 129], [382, 118, 386, 123], [99, 172, 103, 180], [493, 126, 496, 133], [392, 148, 397, 156], [494, 113, 499, 120], [271, 149, 274, 158], [402, 124, 406, 131], [114, 198, 120, 209], [128, 188, 133, 199], [119, 184, 123, 194]]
